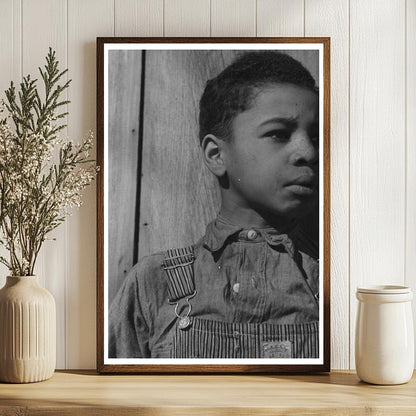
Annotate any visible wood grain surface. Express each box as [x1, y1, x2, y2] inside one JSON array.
[[108, 50, 143, 305], [137, 47, 321, 263], [0, 370, 415, 415], [138, 49, 232, 259]]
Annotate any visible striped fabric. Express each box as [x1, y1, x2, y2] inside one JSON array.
[[172, 318, 319, 358], [161, 246, 196, 302]]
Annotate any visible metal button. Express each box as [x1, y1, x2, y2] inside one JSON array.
[[247, 229, 257, 240], [178, 316, 191, 330], [232, 283, 240, 294]]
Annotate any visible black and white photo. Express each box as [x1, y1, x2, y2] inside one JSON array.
[[97, 38, 330, 373]]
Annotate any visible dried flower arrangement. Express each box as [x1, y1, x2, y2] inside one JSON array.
[[0, 48, 97, 276]]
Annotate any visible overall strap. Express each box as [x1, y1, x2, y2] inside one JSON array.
[[161, 245, 196, 303], [161, 245, 196, 330]]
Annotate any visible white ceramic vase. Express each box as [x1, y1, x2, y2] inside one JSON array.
[[355, 285, 414, 385], [0, 276, 56, 383]]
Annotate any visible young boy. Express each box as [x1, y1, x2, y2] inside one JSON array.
[[109, 51, 320, 359]]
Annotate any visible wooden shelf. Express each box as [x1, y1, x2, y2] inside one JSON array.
[[0, 370, 415, 415]]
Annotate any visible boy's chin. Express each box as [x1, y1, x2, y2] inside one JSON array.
[[267, 201, 316, 220]]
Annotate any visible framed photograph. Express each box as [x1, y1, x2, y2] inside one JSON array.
[[97, 37, 330, 373]]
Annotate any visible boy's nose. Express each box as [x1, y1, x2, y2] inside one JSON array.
[[289, 132, 318, 166]]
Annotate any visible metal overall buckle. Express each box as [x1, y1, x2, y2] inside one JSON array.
[[169, 291, 197, 330]]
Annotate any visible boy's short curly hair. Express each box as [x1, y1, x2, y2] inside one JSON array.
[[199, 51, 317, 143]]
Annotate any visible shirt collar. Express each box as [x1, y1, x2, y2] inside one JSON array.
[[203, 215, 300, 254], [202, 216, 243, 252]]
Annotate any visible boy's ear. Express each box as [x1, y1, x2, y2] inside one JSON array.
[[201, 134, 227, 177]]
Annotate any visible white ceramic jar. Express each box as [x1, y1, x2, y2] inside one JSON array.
[[355, 285, 414, 385]]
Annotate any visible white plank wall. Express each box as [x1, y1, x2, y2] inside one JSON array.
[[66, 0, 113, 369], [115, 0, 163, 36], [406, 0, 416, 365], [0, 0, 414, 370], [22, 0, 68, 369], [0, 0, 21, 287], [0, 0, 21, 96], [305, 0, 350, 371], [349, 0, 406, 369], [211, 0, 256, 37], [164, 0, 210, 37], [257, 0, 304, 36]]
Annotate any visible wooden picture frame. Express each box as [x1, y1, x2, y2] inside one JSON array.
[[97, 37, 330, 373]]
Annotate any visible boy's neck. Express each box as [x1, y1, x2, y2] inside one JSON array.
[[218, 201, 296, 232]]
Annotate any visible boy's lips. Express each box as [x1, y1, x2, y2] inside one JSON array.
[[284, 176, 317, 196]]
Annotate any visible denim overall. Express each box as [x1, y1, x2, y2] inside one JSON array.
[[162, 240, 319, 359], [108, 218, 320, 359]]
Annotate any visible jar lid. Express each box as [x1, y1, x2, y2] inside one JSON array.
[[356, 285, 411, 294]]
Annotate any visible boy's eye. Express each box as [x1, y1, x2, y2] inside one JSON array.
[[264, 129, 291, 142]]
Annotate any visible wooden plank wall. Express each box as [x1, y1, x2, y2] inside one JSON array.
[[108, 50, 142, 308], [407, 0, 416, 372], [138, 50, 228, 260], [66, 0, 114, 369], [0, 0, 413, 370], [109, 48, 318, 305], [305, 0, 350, 371], [136, 49, 318, 261], [349, 0, 406, 368]]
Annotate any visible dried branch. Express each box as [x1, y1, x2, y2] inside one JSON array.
[[0, 48, 97, 276]]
